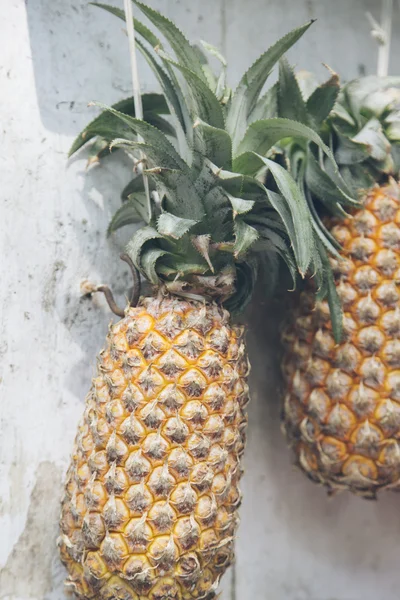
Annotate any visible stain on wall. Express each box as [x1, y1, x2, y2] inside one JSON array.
[[0, 462, 62, 600]]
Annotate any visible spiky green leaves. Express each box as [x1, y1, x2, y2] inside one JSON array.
[[226, 21, 314, 152], [331, 76, 400, 189], [70, 1, 350, 317], [68, 94, 172, 161]]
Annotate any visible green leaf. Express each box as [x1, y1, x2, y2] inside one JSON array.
[[339, 164, 376, 194], [143, 113, 176, 138], [156, 49, 225, 130], [305, 151, 360, 209], [121, 175, 155, 201], [228, 195, 255, 215], [278, 57, 309, 124], [249, 83, 279, 123], [68, 94, 169, 157], [127, 192, 152, 223], [92, 3, 159, 44], [295, 70, 319, 100], [94, 103, 189, 171], [92, 3, 191, 138], [193, 119, 232, 169], [318, 242, 343, 343], [107, 200, 143, 236], [386, 116, 400, 142], [234, 219, 259, 257], [226, 21, 314, 152], [331, 101, 356, 126], [352, 117, 391, 162], [134, 1, 207, 83], [158, 259, 208, 276], [306, 70, 340, 127], [135, 38, 189, 136], [334, 128, 370, 165], [235, 117, 335, 167], [261, 157, 315, 275], [126, 226, 163, 269], [157, 213, 198, 239], [200, 40, 227, 67], [86, 137, 110, 165], [140, 247, 169, 284], [344, 76, 400, 124]]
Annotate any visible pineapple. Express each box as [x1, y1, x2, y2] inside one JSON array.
[[279, 72, 400, 498], [59, 3, 339, 598]]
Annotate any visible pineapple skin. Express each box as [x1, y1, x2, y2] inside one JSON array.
[[59, 295, 250, 600], [282, 182, 400, 498]]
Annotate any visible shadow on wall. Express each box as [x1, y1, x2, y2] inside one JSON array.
[[242, 290, 400, 597], [24, 0, 156, 134], [26, 0, 400, 135]]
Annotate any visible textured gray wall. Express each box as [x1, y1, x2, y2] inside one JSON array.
[[1, 1, 400, 599]]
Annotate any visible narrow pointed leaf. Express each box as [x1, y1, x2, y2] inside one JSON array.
[[107, 200, 143, 235], [261, 157, 314, 274], [318, 242, 343, 343], [193, 119, 232, 169], [156, 49, 225, 130], [157, 213, 198, 239], [121, 176, 155, 201], [306, 71, 340, 127], [278, 57, 309, 124], [134, 1, 207, 83], [135, 38, 188, 135], [92, 3, 159, 45], [140, 247, 169, 284], [92, 3, 190, 136], [249, 83, 279, 123], [127, 192, 152, 223], [110, 138, 184, 173], [87, 137, 110, 165], [126, 226, 163, 269], [69, 94, 168, 157], [94, 103, 189, 170], [226, 20, 314, 152], [352, 117, 391, 162], [200, 40, 227, 66], [306, 151, 361, 208], [234, 219, 259, 257], [227, 195, 255, 215], [334, 129, 370, 165], [235, 118, 335, 167]]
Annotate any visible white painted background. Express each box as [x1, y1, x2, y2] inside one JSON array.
[[2, 1, 400, 599]]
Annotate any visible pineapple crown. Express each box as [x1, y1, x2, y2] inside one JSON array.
[[70, 1, 351, 324], [329, 76, 400, 192], [274, 65, 400, 233]]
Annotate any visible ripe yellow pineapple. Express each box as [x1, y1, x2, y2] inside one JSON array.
[[60, 3, 329, 598], [279, 73, 400, 497], [60, 297, 249, 599]]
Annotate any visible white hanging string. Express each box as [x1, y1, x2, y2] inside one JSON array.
[[123, 0, 151, 219], [377, 0, 393, 76], [367, 0, 393, 76]]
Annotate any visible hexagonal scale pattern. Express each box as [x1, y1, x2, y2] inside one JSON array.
[[59, 296, 249, 599], [282, 182, 400, 498]]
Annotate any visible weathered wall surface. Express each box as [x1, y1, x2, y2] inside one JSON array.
[[1, 1, 400, 599]]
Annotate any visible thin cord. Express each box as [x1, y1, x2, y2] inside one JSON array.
[[378, 0, 393, 76], [123, 0, 152, 220]]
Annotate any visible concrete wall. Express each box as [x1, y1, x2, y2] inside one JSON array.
[[1, 1, 400, 599]]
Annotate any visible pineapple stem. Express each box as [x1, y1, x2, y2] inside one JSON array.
[[96, 253, 141, 316], [123, 0, 152, 220]]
